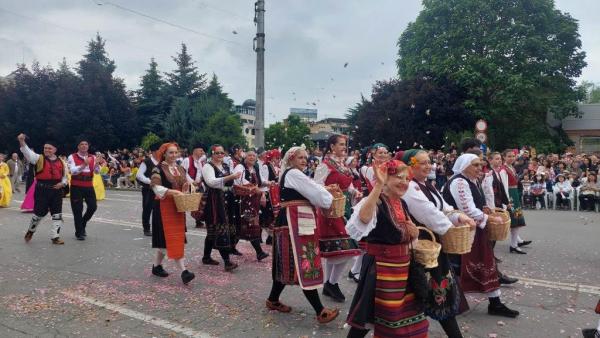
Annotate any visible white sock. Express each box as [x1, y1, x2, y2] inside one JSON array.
[[510, 228, 520, 248], [517, 234, 524, 243], [324, 260, 333, 282], [350, 254, 363, 275], [329, 261, 349, 284], [596, 318, 600, 331]]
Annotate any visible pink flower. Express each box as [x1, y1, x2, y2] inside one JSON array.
[[301, 259, 311, 272]]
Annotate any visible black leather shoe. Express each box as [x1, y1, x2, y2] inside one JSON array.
[[143, 230, 152, 236], [257, 251, 269, 261], [582, 328, 599, 338], [510, 247, 526, 254], [265, 236, 273, 245], [499, 275, 519, 285], [152, 265, 169, 277], [76, 236, 85, 241], [202, 257, 220, 265], [518, 240, 532, 247], [323, 282, 345, 302], [348, 271, 359, 283], [231, 249, 243, 256], [181, 270, 195, 284], [224, 262, 238, 272], [488, 303, 519, 318]]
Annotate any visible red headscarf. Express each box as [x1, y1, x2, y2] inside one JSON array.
[[155, 142, 180, 162]]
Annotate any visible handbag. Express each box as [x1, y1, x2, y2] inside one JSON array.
[[407, 242, 429, 302]]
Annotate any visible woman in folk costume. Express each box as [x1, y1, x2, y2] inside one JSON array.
[[21, 178, 36, 212], [402, 149, 476, 338], [502, 150, 532, 252], [201, 145, 242, 271], [360, 144, 390, 194], [266, 146, 340, 324], [232, 149, 269, 261], [0, 154, 13, 207], [345, 160, 429, 338], [149, 143, 196, 284], [442, 154, 520, 318], [261, 148, 281, 245], [314, 134, 362, 302]]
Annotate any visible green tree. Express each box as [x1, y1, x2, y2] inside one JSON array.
[[397, 0, 586, 150], [165, 43, 206, 98], [348, 77, 474, 150], [265, 115, 313, 152], [137, 58, 167, 134]]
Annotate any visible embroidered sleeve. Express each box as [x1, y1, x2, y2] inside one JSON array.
[[313, 163, 330, 185], [285, 169, 333, 208], [482, 173, 495, 208], [345, 197, 378, 240], [202, 164, 224, 189], [450, 178, 488, 229], [403, 181, 452, 235]]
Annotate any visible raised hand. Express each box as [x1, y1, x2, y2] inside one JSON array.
[[373, 163, 388, 186]]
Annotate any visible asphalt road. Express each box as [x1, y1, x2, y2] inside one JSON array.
[[0, 188, 598, 338]]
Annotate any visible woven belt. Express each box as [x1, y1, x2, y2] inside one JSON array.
[[72, 175, 93, 182], [280, 200, 312, 208], [365, 242, 410, 257]]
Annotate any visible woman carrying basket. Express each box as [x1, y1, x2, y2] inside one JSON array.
[[314, 134, 362, 302], [266, 145, 340, 324], [201, 145, 242, 272], [232, 149, 269, 261], [149, 142, 196, 284], [502, 150, 532, 252], [402, 149, 475, 338], [345, 160, 429, 338], [442, 154, 520, 318]]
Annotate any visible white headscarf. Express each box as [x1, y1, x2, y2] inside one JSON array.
[[279, 145, 306, 182], [452, 153, 478, 175]]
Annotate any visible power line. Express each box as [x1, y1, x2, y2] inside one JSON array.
[[96, 1, 245, 47]]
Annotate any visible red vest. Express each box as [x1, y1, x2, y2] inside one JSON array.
[[187, 156, 198, 180], [71, 153, 95, 188], [36, 158, 64, 181]]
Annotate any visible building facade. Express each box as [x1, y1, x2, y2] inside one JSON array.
[[561, 104, 600, 153], [289, 108, 318, 122], [234, 99, 256, 147], [308, 118, 350, 135]]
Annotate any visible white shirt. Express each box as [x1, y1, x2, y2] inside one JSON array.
[[19, 144, 68, 185], [151, 165, 194, 198], [449, 176, 488, 229], [181, 156, 203, 183], [482, 168, 509, 209], [136, 155, 159, 185], [554, 181, 573, 194], [202, 162, 227, 190], [403, 180, 460, 235], [283, 168, 332, 209], [258, 160, 270, 192], [68, 153, 96, 175]]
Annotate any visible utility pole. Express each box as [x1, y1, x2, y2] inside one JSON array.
[[254, 0, 265, 148]]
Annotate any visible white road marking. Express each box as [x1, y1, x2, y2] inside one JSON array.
[[63, 292, 212, 338], [5, 207, 207, 238], [513, 275, 600, 296]]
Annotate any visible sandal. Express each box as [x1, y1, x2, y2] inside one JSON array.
[[316, 307, 339, 324], [266, 300, 292, 313]]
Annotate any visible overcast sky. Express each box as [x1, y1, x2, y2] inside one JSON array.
[[1, 0, 599, 125]]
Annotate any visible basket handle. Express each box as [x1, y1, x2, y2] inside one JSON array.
[[416, 226, 437, 243]]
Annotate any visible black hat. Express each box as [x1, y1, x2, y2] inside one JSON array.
[[149, 141, 162, 152], [192, 143, 206, 151], [45, 140, 58, 148]]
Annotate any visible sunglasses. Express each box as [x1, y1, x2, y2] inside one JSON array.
[[213, 151, 225, 155]]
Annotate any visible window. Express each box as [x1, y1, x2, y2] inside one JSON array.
[[581, 137, 600, 153], [245, 128, 250, 134], [251, 129, 255, 135]]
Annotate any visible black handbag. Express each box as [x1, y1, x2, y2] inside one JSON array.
[[407, 242, 429, 301], [61, 184, 70, 198]]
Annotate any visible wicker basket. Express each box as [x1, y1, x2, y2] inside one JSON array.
[[487, 208, 511, 241], [441, 225, 474, 254], [173, 185, 202, 213], [234, 184, 257, 196], [322, 184, 346, 218], [413, 226, 441, 268]]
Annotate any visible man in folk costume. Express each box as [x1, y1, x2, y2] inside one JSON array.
[[67, 140, 98, 240], [402, 149, 475, 338], [182, 144, 206, 228], [314, 134, 362, 303], [136, 141, 161, 236], [18, 134, 68, 245], [442, 154, 520, 318], [266, 146, 339, 324]]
